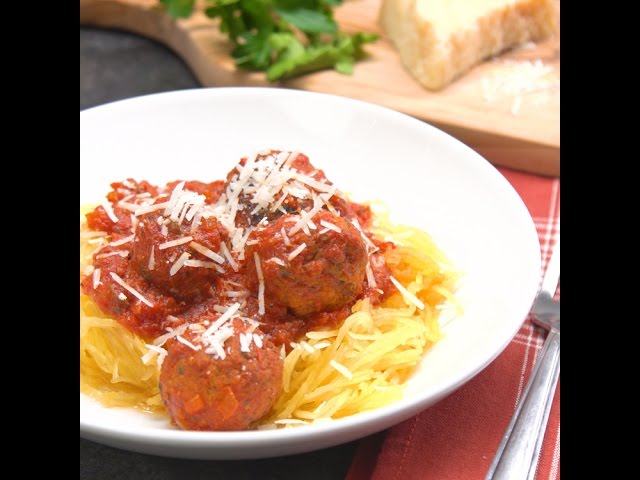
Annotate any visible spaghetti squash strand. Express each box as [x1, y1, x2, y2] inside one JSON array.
[[80, 208, 460, 424]]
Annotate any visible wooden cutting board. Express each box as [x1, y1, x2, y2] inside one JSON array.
[[80, 0, 560, 176]]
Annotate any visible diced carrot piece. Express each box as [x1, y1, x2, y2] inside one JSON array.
[[217, 386, 238, 420], [184, 394, 205, 414]]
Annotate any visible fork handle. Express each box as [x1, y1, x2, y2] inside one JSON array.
[[485, 330, 560, 480]]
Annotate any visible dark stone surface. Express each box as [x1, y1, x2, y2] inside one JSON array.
[[80, 26, 361, 480], [80, 437, 359, 480], [80, 27, 200, 110]]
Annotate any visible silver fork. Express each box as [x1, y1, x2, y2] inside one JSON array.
[[485, 234, 560, 480]]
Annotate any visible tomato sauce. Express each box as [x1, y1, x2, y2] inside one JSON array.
[[81, 151, 395, 346]]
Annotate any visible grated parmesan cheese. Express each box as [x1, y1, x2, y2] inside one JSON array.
[[148, 246, 155, 271], [481, 59, 559, 115], [95, 250, 129, 259], [108, 234, 135, 247], [158, 236, 194, 250], [141, 344, 168, 367], [164, 181, 186, 216], [189, 241, 225, 264], [319, 219, 341, 233], [92, 268, 101, 289], [224, 290, 249, 298], [117, 201, 140, 212], [254, 252, 266, 315], [288, 195, 323, 236], [100, 200, 119, 223], [109, 272, 153, 307], [239, 332, 252, 352], [287, 243, 307, 261], [176, 335, 202, 351], [183, 259, 221, 270], [153, 323, 189, 347], [389, 275, 425, 310], [365, 263, 377, 289], [268, 257, 286, 267], [203, 303, 241, 337], [220, 241, 239, 272], [281, 226, 291, 247], [350, 217, 378, 254], [134, 202, 169, 217], [169, 252, 191, 276]]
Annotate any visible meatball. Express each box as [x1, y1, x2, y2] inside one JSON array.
[[130, 215, 228, 303], [222, 150, 355, 228], [246, 210, 368, 316], [159, 318, 283, 431]]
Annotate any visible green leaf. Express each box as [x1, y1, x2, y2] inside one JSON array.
[[351, 31, 379, 49], [232, 31, 274, 70], [206, 1, 250, 43], [160, 0, 196, 18], [207, 0, 240, 6], [268, 32, 306, 57], [334, 57, 353, 75], [267, 39, 339, 81], [198, 0, 378, 81], [239, 0, 276, 31], [266, 32, 378, 81], [274, 8, 337, 33], [273, 0, 321, 10]]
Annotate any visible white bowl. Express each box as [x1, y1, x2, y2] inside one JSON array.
[[80, 87, 541, 459]]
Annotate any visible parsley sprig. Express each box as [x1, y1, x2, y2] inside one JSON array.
[[159, 0, 378, 81]]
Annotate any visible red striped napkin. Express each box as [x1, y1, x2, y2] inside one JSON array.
[[347, 167, 560, 480]]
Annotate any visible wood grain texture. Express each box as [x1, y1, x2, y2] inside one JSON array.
[[80, 0, 560, 176]]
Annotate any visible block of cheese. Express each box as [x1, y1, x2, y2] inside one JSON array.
[[379, 0, 559, 91]]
